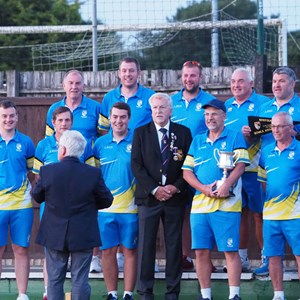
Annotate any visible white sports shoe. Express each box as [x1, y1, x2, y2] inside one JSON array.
[[272, 297, 285, 300], [90, 255, 102, 273], [16, 294, 29, 300]]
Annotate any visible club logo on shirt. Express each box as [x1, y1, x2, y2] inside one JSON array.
[[227, 107, 233, 112], [16, 143, 22, 152], [81, 110, 87, 118], [289, 107, 294, 115], [220, 141, 226, 150], [288, 151, 295, 160], [227, 238, 234, 248], [126, 144, 132, 153], [195, 103, 202, 111], [248, 103, 254, 111], [136, 100, 143, 108]]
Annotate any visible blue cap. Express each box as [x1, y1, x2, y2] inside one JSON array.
[[202, 99, 226, 113]]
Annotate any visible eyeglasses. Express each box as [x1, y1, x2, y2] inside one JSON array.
[[270, 124, 291, 130], [183, 61, 202, 69]]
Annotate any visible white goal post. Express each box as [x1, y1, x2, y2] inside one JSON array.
[[0, 19, 283, 33], [0, 18, 287, 66], [0, 18, 286, 70]]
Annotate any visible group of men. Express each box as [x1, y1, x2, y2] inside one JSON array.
[[0, 56, 299, 300]]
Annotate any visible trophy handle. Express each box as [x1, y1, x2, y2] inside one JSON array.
[[232, 150, 240, 166], [213, 148, 220, 165]]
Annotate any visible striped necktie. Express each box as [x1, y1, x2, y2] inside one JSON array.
[[159, 128, 169, 175]]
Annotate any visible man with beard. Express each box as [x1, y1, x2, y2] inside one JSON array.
[[171, 60, 214, 137], [171, 60, 215, 270], [182, 99, 249, 300]]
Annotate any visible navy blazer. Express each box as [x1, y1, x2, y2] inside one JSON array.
[[131, 121, 192, 207], [33, 156, 113, 252]]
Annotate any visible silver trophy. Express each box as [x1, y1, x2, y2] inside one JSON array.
[[213, 149, 240, 194]]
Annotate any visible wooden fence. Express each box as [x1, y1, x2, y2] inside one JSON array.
[[0, 66, 255, 98]]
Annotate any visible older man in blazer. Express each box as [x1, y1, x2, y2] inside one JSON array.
[[131, 93, 192, 300], [33, 130, 113, 300]]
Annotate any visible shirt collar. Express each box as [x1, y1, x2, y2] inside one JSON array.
[[117, 83, 142, 99], [272, 137, 297, 153], [232, 90, 256, 106], [205, 126, 229, 144], [180, 87, 204, 102], [154, 121, 170, 133], [62, 95, 87, 109], [0, 129, 19, 142], [49, 134, 59, 148], [110, 129, 133, 144], [271, 93, 299, 108]]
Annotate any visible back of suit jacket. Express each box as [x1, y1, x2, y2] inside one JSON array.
[[131, 121, 192, 207], [33, 156, 113, 252]]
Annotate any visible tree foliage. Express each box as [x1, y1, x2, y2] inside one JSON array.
[[137, 0, 258, 69], [0, 0, 83, 70]]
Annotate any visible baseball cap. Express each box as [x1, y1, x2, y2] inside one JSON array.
[[202, 99, 226, 113]]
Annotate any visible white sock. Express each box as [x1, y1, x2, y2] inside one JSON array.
[[123, 291, 133, 297], [274, 291, 284, 299], [108, 291, 118, 298], [229, 286, 240, 298], [238, 248, 248, 261], [201, 288, 212, 299]]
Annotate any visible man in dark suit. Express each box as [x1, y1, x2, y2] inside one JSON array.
[[131, 93, 192, 300], [32, 130, 113, 300]]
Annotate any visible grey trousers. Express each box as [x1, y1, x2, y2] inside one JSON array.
[[46, 247, 93, 300]]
